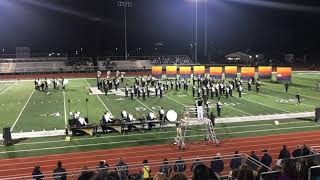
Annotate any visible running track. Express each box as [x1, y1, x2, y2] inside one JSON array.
[[0, 131, 320, 179]]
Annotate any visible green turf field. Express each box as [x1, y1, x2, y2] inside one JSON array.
[[0, 72, 319, 133]]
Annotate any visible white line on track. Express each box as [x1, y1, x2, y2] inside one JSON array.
[[135, 98, 155, 113], [63, 90, 67, 127], [1, 124, 319, 154], [1, 135, 319, 174], [11, 120, 310, 146], [0, 81, 15, 96], [84, 79, 113, 116], [10, 89, 35, 132]]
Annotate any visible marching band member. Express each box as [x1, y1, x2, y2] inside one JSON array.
[[196, 98, 204, 121], [125, 85, 129, 98], [130, 87, 134, 100], [120, 72, 125, 83], [238, 85, 242, 98], [216, 99, 222, 117]]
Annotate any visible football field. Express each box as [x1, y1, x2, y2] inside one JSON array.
[[0, 72, 319, 134]]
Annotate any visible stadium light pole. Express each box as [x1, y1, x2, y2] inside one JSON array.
[[195, 0, 198, 64], [118, 1, 132, 61]]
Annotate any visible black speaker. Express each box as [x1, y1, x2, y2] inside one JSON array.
[[316, 108, 320, 122], [3, 127, 12, 146]]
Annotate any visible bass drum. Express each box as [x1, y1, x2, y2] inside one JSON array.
[[166, 110, 178, 122]]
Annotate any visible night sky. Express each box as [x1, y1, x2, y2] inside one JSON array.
[[0, 0, 320, 57]]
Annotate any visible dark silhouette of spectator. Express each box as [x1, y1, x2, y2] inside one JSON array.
[[192, 164, 209, 180], [159, 158, 172, 178], [237, 165, 254, 180], [279, 145, 291, 160], [292, 145, 304, 157], [78, 166, 95, 180], [115, 158, 129, 180], [302, 144, 310, 156], [278, 159, 300, 180], [211, 153, 224, 175], [96, 160, 109, 174], [140, 160, 151, 180], [32, 165, 44, 180], [169, 172, 188, 180], [230, 151, 241, 170], [190, 158, 203, 172], [173, 157, 186, 173], [247, 151, 260, 170], [53, 161, 67, 180], [261, 149, 272, 167], [298, 159, 309, 180], [153, 173, 168, 180]]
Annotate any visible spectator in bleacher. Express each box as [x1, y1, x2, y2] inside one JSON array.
[[153, 173, 168, 180], [278, 159, 300, 180], [230, 151, 241, 170], [192, 164, 209, 180], [237, 165, 254, 180], [115, 158, 129, 180], [292, 145, 304, 157], [32, 165, 44, 180], [228, 169, 239, 180], [210, 153, 224, 175], [302, 144, 311, 156], [53, 161, 67, 180], [169, 173, 188, 180], [279, 145, 291, 160], [96, 160, 109, 175], [298, 159, 309, 180], [159, 158, 172, 178], [191, 158, 203, 172], [140, 160, 151, 180], [78, 166, 96, 180], [246, 151, 260, 170], [261, 149, 272, 167], [173, 157, 186, 173]]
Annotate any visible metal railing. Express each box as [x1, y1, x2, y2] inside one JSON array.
[[0, 153, 268, 180]]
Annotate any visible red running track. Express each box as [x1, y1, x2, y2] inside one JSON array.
[[0, 131, 319, 179]]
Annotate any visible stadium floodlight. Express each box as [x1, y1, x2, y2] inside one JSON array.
[[118, 1, 133, 61]]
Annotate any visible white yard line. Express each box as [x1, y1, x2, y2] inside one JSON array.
[[63, 90, 67, 127], [242, 97, 290, 113], [10, 89, 35, 132], [0, 81, 15, 96], [263, 86, 320, 101], [256, 91, 315, 108], [135, 98, 155, 113], [1, 124, 320, 154], [84, 79, 113, 116], [164, 95, 186, 106]]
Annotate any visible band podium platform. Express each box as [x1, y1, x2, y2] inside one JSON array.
[[174, 106, 219, 150]]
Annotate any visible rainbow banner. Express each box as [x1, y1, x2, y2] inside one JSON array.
[[152, 66, 162, 78], [241, 67, 255, 80], [258, 66, 272, 79], [210, 67, 223, 79], [179, 66, 191, 78], [166, 66, 177, 78], [277, 67, 292, 82], [193, 66, 205, 75], [224, 66, 238, 79]]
